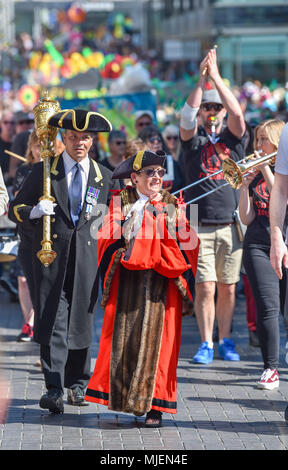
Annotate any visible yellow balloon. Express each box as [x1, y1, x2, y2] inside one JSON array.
[[93, 52, 105, 68], [114, 25, 124, 39], [40, 62, 51, 77], [70, 52, 88, 73], [111, 63, 120, 73], [71, 52, 82, 62]]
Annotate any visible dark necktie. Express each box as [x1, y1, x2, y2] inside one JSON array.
[[70, 163, 82, 225]]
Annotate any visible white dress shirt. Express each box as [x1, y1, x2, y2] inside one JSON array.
[[124, 189, 149, 241]]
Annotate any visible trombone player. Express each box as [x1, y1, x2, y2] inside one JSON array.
[[179, 46, 246, 364], [239, 119, 286, 390]]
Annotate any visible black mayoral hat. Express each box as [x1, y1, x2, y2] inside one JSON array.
[[112, 150, 166, 179], [48, 109, 112, 133]]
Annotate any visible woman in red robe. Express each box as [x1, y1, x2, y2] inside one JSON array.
[[85, 149, 199, 427]]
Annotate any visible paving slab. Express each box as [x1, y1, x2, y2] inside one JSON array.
[[1, 284, 288, 452]]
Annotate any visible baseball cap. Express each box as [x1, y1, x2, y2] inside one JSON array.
[[201, 89, 222, 105], [134, 110, 154, 121]]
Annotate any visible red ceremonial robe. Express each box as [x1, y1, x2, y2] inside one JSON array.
[[85, 188, 199, 415]]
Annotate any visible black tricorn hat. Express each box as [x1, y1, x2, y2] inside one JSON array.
[[48, 109, 112, 133], [112, 150, 166, 179]]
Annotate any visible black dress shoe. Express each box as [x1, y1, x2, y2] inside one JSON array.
[[39, 389, 64, 414], [145, 410, 162, 428], [67, 387, 89, 406]]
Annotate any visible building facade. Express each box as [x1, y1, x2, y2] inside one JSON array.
[[146, 0, 288, 85]]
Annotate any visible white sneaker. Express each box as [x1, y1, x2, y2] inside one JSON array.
[[257, 369, 279, 390]]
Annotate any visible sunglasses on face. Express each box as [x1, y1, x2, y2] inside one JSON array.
[[166, 135, 178, 141], [18, 120, 33, 125], [137, 121, 152, 127], [148, 136, 162, 144], [201, 103, 223, 112], [138, 167, 166, 178], [3, 121, 15, 125]]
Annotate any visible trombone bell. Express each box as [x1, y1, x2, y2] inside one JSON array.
[[222, 151, 277, 189], [221, 159, 243, 189]]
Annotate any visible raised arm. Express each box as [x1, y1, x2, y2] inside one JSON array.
[[179, 53, 212, 142], [207, 48, 245, 139]]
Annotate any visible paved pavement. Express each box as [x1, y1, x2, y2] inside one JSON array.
[[1, 282, 288, 452]]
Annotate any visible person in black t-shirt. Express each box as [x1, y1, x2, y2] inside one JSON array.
[[101, 130, 126, 188], [179, 46, 246, 365], [101, 130, 127, 172], [239, 119, 287, 391]]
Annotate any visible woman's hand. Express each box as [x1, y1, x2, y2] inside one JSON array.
[[241, 169, 257, 188]]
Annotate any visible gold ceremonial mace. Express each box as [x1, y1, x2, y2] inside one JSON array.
[[33, 92, 61, 267]]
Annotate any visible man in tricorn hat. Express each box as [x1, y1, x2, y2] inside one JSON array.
[[9, 109, 120, 413]]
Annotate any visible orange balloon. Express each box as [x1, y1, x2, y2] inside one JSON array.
[[67, 6, 86, 24]]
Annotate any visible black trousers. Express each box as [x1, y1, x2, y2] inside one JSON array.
[[243, 245, 287, 370], [40, 288, 91, 393], [40, 235, 91, 393]]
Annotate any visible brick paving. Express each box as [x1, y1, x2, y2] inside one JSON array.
[[1, 285, 288, 451]]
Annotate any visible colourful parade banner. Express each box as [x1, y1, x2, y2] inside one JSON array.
[[58, 91, 157, 137]]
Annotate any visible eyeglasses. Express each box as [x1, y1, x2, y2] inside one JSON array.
[[18, 120, 33, 125], [166, 135, 178, 141], [115, 140, 126, 146], [148, 137, 162, 144], [138, 167, 166, 178], [3, 121, 15, 125], [201, 103, 223, 112], [137, 121, 152, 127]]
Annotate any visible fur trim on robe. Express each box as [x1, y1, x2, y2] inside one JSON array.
[[109, 267, 168, 415]]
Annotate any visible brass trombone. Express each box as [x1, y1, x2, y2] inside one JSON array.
[[173, 151, 276, 205], [222, 151, 277, 189]]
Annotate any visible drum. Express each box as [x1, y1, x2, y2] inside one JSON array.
[[0, 231, 19, 262]]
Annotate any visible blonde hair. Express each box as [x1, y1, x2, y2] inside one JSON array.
[[124, 138, 148, 160], [25, 130, 65, 164], [254, 119, 285, 151], [123, 138, 149, 187], [25, 130, 39, 164]]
